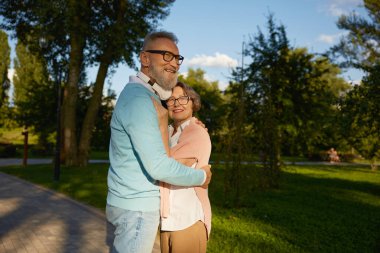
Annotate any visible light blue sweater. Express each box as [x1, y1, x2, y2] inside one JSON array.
[[107, 80, 205, 212]]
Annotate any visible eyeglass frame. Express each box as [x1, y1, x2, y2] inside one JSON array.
[[144, 50, 184, 65], [166, 96, 191, 106]]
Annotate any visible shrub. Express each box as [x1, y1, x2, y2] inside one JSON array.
[[307, 151, 328, 161], [339, 153, 356, 162], [0, 144, 18, 158]]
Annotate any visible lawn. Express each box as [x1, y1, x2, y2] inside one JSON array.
[[1, 163, 379, 253]]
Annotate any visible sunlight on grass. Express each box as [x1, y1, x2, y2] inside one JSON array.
[[0, 127, 38, 145], [338, 190, 380, 207], [286, 165, 380, 183]]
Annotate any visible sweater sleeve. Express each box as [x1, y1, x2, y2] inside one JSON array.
[[122, 94, 205, 186]]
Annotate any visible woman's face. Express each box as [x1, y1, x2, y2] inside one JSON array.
[[167, 86, 193, 125]]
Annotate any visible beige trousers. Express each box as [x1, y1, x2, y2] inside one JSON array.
[[152, 227, 161, 253], [160, 221, 207, 253]]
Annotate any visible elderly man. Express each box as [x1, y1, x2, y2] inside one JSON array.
[[106, 31, 212, 253]]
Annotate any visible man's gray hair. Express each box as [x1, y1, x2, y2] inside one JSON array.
[[142, 31, 178, 50]]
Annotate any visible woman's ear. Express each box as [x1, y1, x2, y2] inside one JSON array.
[[140, 51, 150, 67]]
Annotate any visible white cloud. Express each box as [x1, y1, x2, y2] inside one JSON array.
[[186, 52, 238, 68], [7, 69, 15, 83], [325, 0, 362, 17], [218, 81, 229, 91], [328, 4, 346, 17], [317, 32, 348, 44], [318, 34, 339, 44], [203, 73, 216, 82], [179, 71, 188, 79]]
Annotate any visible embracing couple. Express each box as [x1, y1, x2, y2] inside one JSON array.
[[106, 31, 213, 253]]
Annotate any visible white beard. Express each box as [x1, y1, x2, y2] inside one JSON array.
[[149, 65, 178, 91]]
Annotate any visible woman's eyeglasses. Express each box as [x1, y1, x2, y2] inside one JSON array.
[[166, 96, 190, 106]]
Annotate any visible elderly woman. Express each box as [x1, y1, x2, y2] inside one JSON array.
[[154, 82, 212, 253]]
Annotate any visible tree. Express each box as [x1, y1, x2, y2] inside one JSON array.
[[331, 0, 380, 71], [13, 42, 56, 148], [91, 90, 115, 151], [76, 84, 116, 152], [236, 14, 291, 188], [1, 0, 89, 164], [332, 0, 380, 168], [77, 0, 175, 166], [221, 75, 252, 206], [0, 0, 175, 166], [226, 14, 350, 189], [281, 50, 350, 157], [340, 65, 380, 170], [0, 30, 10, 111]]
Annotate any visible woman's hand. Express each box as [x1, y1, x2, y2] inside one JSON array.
[[177, 158, 197, 167]]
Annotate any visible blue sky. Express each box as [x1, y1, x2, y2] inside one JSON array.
[[93, 0, 367, 97], [8, 0, 367, 98]]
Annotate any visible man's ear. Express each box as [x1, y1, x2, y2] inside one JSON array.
[[140, 51, 150, 67]]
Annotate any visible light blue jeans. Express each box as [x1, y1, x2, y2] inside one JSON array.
[[106, 204, 160, 253]]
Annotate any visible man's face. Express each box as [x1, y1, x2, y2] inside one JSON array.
[[144, 38, 180, 91]]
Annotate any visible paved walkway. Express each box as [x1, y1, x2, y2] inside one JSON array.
[[0, 158, 109, 167], [0, 158, 365, 167], [0, 172, 114, 253]]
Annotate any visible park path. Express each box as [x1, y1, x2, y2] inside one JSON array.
[[0, 158, 108, 167], [0, 171, 114, 253], [0, 157, 372, 167]]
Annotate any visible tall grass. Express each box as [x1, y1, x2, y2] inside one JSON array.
[[1, 163, 379, 252]]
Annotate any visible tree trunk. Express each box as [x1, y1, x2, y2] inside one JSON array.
[[371, 159, 378, 171], [62, 1, 87, 166], [77, 0, 126, 166], [77, 60, 110, 167], [62, 43, 82, 166]]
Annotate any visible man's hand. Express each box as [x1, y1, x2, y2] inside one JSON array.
[[200, 164, 212, 189]]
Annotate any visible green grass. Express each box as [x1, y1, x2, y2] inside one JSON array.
[[0, 164, 108, 208], [1, 163, 379, 252], [208, 165, 380, 252]]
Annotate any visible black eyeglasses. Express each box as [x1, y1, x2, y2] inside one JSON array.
[[166, 96, 190, 106], [145, 50, 184, 65]]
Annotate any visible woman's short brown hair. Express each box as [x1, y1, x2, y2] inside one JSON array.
[[175, 82, 201, 112]]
